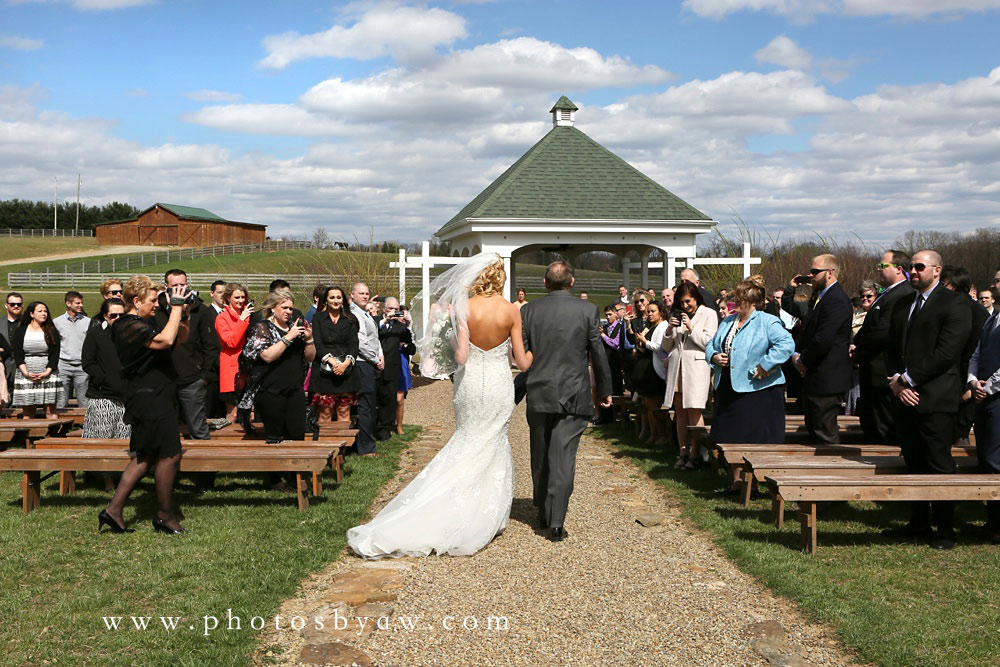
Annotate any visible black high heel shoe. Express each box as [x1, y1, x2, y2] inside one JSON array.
[[152, 517, 185, 535], [98, 509, 133, 534]]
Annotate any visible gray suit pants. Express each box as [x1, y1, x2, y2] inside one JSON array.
[[57, 361, 89, 409], [527, 410, 589, 529]]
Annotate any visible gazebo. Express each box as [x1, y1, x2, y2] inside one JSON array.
[[435, 96, 720, 295]]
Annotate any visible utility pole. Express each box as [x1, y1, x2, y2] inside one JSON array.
[[54, 176, 58, 231], [75, 173, 81, 233]]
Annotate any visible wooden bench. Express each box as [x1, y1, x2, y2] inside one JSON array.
[[0, 447, 334, 513], [0, 419, 75, 448], [744, 454, 980, 510], [716, 442, 975, 491], [55, 408, 87, 426], [763, 474, 1000, 553], [34, 437, 347, 495]]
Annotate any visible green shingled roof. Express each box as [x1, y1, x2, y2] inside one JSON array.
[[155, 203, 227, 222], [437, 124, 710, 236]]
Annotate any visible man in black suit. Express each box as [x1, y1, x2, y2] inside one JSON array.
[[522, 261, 612, 542], [884, 250, 972, 550], [783, 254, 853, 444], [852, 250, 914, 444], [940, 266, 990, 444], [374, 297, 415, 440]]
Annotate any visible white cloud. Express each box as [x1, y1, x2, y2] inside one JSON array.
[[184, 89, 244, 103], [258, 4, 467, 69], [183, 104, 358, 137], [755, 36, 811, 71], [684, 0, 1000, 19], [0, 34, 44, 50], [126, 88, 148, 97]]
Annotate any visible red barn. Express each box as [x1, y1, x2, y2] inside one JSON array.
[[95, 203, 267, 247]]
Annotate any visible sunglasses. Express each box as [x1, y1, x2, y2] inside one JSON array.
[[808, 268, 831, 276], [876, 262, 900, 270], [107, 312, 122, 319], [106, 289, 123, 296], [860, 293, 876, 299], [7, 302, 22, 307], [911, 263, 937, 272]]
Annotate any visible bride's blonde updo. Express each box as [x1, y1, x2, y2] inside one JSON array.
[[469, 258, 506, 297]]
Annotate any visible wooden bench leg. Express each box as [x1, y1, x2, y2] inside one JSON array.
[[296, 473, 309, 511], [772, 492, 785, 529], [59, 471, 76, 495], [335, 454, 344, 484], [741, 467, 754, 508], [312, 471, 322, 497], [709, 449, 720, 473], [22, 471, 40, 514], [798, 501, 817, 554], [727, 462, 742, 491]]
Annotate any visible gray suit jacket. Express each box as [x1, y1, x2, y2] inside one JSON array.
[[521, 290, 612, 416]]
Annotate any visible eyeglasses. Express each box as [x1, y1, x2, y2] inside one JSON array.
[[107, 313, 122, 319], [910, 263, 938, 272], [808, 268, 831, 276], [876, 262, 900, 270]]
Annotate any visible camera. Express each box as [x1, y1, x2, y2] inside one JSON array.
[[247, 299, 255, 309], [669, 310, 685, 322], [793, 275, 812, 285], [185, 289, 198, 304]]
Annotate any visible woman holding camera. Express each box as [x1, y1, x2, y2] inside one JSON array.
[[100, 276, 190, 534], [633, 300, 670, 446], [215, 282, 253, 423], [661, 281, 718, 469], [310, 286, 360, 424], [706, 277, 795, 489], [239, 290, 315, 447]]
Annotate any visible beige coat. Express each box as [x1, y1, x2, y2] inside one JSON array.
[[660, 305, 718, 409]]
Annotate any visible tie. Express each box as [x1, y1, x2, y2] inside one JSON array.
[[903, 294, 923, 352], [909, 293, 924, 322]]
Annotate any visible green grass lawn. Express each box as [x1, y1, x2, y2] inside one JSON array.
[[592, 425, 1000, 667], [0, 426, 418, 665], [0, 237, 98, 263]]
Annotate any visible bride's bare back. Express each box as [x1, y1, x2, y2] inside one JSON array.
[[466, 295, 532, 370]]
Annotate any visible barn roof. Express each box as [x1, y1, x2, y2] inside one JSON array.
[[96, 203, 263, 228]]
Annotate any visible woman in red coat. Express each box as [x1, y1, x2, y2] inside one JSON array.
[[214, 282, 253, 422]]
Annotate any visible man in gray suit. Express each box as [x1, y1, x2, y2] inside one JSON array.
[[522, 261, 612, 542]]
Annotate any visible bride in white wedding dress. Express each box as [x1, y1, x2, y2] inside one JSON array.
[[347, 254, 532, 558]]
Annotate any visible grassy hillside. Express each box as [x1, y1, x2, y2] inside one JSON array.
[[0, 236, 97, 262]]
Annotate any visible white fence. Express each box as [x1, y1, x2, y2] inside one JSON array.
[[0, 228, 94, 237]]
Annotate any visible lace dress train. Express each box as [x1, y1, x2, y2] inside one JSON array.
[[347, 340, 515, 558]]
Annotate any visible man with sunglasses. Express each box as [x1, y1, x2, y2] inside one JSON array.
[[885, 250, 972, 550], [783, 254, 853, 444], [852, 250, 915, 444], [3, 293, 22, 403]]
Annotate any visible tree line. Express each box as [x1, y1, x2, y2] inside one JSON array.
[[0, 199, 140, 230]]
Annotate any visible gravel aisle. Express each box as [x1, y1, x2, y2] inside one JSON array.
[[261, 378, 856, 666]]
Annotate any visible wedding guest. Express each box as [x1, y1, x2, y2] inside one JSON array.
[[11, 301, 63, 418], [647, 288, 656, 301], [208, 280, 226, 315], [601, 304, 625, 396], [87, 280, 125, 334], [215, 282, 254, 423], [366, 300, 380, 319], [633, 300, 669, 446], [884, 250, 972, 550], [305, 283, 326, 324], [968, 287, 1000, 543], [970, 285, 978, 301], [706, 277, 795, 490], [680, 268, 720, 316], [783, 254, 853, 444], [513, 288, 527, 310], [54, 290, 91, 409], [100, 277, 190, 535], [614, 302, 636, 394], [661, 287, 674, 310], [351, 282, 383, 457], [4, 292, 21, 400], [396, 306, 415, 435], [940, 266, 989, 444], [853, 250, 914, 444], [239, 290, 315, 457], [250, 279, 302, 326], [310, 286, 360, 424], [617, 285, 630, 305], [0, 327, 10, 407], [580, 291, 589, 301], [81, 297, 129, 491], [661, 281, 718, 468], [845, 280, 876, 416], [980, 287, 996, 317], [375, 297, 415, 439], [203, 279, 226, 420]]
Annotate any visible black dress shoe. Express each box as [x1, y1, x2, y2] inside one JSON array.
[[548, 527, 568, 542], [98, 509, 134, 534], [881, 523, 933, 542], [152, 517, 185, 535]]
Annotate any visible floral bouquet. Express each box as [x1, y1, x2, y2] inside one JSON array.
[[419, 307, 457, 379]]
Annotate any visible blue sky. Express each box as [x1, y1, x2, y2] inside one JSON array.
[[2, 0, 999, 243]]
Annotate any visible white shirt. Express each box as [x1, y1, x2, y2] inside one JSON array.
[[351, 301, 382, 365]]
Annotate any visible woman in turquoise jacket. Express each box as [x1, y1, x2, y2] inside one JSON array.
[[705, 277, 795, 448]]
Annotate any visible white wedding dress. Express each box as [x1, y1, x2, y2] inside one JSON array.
[[347, 339, 515, 558]]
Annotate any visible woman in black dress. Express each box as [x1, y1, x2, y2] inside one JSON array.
[[310, 286, 360, 424], [239, 289, 316, 445], [100, 276, 190, 534], [82, 297, 129, 491]]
